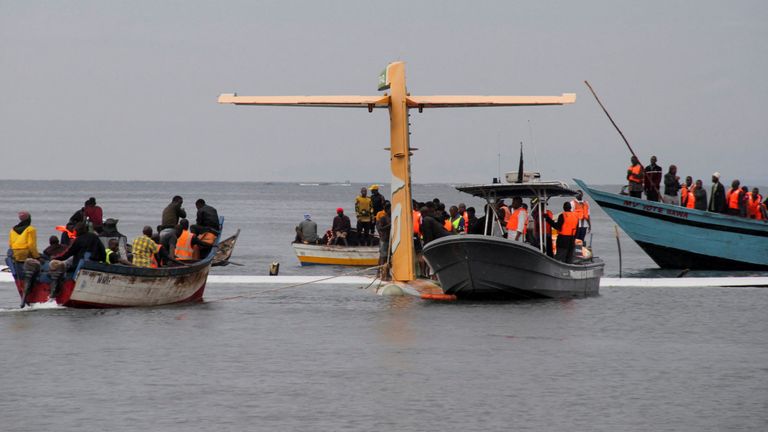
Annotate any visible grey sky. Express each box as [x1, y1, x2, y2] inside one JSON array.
[[2, 1, 766, 185]]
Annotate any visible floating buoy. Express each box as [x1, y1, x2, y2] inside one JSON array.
[[378, 284, 405, 296]]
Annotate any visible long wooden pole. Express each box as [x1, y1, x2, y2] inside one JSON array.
[[584, 81, 666, 203]]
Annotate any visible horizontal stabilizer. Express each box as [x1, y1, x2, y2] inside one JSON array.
[[218, 94, 390, 108], [406, 93, 576, 108]]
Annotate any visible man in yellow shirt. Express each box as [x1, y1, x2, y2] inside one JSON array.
[[132, 226, 160, 267], [9, 211, 39, 263], [355, 187, 374, 246]]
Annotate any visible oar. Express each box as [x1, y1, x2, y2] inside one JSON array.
[[614, 225, 622, 279], [584, 80, 666, 204]]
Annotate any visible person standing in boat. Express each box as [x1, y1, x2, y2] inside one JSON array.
[[644, 156, 663, 202], [626, 156, 644, 198], [680, 176, 693, 207], [544, 202, 578, 263], [505, 197, 527, 242], [725, 180, 743, 216], [570, 190, 592, 242], [691, 179, 707, 211], [160, 195, 186, 230], [530, 199, 554, 258], [708, 172, 727, 213], [354, 187, 374, 246], [419, 206, 451, 245], [369, 185, 385, 219], [747, 188, 764, 220], [663, 165, 681, 205], [448, 206, 465, 233], [465, 206, 480, 234], [376, 202, 392, 280], [331, 208, 351, 246]]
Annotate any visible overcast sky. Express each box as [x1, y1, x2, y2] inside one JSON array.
[[2, 1, 766, 185]]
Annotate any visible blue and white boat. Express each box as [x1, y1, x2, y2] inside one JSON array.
[[574, 179, 768, 270]]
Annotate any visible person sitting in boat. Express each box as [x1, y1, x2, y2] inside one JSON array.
[[544, 202, 578, 264], [195, 199, 221, 232], [43, 235, 68, 259], [160, 195, 186, 230], [295, 214, 319, 244], [644, 156, 663, 202], [505, 197, 527, 242], [53, 222, 107, 271], [175, 219, 207, 261], [105, 238, 131, 265], [132, 226, 160, 268], [626, 156, 644, 198], [570, 190, 592, 242], [708, 172, 727, 213], [83, 197, 104, 233], [157, 224, 179, 265], [331, 208, 351, 246], [8, 211, 40, 266]]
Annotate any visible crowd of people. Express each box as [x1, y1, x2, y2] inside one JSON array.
[[7, 196, 222, 285], [627, 156, 768, 219]]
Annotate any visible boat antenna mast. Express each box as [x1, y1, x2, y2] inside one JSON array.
[[516, 141, 524, 183]]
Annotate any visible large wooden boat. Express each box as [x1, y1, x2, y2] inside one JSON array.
[[422, 180, 605, 300], [7, 221, 228, 308], [575, 179, 768, 270], [292, 242, 378, 266]]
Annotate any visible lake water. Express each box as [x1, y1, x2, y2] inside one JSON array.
[[1, 180, 767, 431]]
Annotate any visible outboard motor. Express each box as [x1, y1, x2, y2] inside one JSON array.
[[48, 259, 67, 301], [20, 258, 41, 308]]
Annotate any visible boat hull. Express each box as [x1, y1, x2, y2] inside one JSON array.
[[422, 235, 604, 300], [574, 179, 768, 270], [292, 243, 378, 266]]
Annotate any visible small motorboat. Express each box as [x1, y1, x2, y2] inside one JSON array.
[[7, 219, 228, 308], [292, 242, 378, 266], [422, 177, 604, 299]]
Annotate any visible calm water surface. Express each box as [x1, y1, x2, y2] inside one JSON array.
[[1, 181, 767, 431]]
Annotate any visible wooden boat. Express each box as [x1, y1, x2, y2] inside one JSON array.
[[422, 180, 605, 299], [212, 229, 240, 266], [575, 179, 768, 270], [292, 242, 378, 266], [7, 221, 227, 308]]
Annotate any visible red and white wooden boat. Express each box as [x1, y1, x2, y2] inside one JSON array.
[[7, 223, 227, 308]]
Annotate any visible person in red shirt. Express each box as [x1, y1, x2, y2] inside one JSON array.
[[83, 197, 104, 233]]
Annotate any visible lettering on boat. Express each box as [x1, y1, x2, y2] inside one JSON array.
[[622, 200, 690, 219], [623, 200, 640, 208], [97, 274, 113, 285], [665, 208, 689, 218], [569, 269, 596, 279]]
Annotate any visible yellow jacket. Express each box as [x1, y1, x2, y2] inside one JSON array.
[[355, 196, 373, 222], [9, 225, 40, 262]]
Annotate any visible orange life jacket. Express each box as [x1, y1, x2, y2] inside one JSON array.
[[728, 188, 741, 210], [628, 164, 642, 184], [151, 245, 160, 268], [506, 208, 526, 235], [680, 185, 689, 206], [175, 229, 195, 260], [747, 193, 763, 219], [413, 210, 422, 236], [558, 212, 578, 237], [443, 218, 452, 232], [55, 225, 77, 239], [462, 211, 469, 233], [686, 191, 695, 209]]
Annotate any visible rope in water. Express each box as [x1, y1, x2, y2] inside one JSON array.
[[206, 264, 385, 303]]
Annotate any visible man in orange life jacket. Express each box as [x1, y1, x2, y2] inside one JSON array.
[[545, 202, 579, 263], [626, 156, 644, 198], [680, 176, 693, 207], [747, 188, 764, 220], [505, 197, 527, 242], [570, 190, 592, 242], [726, 179, 743, 216]]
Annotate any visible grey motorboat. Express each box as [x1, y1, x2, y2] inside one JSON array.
[[421, 178, 604, 300]]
